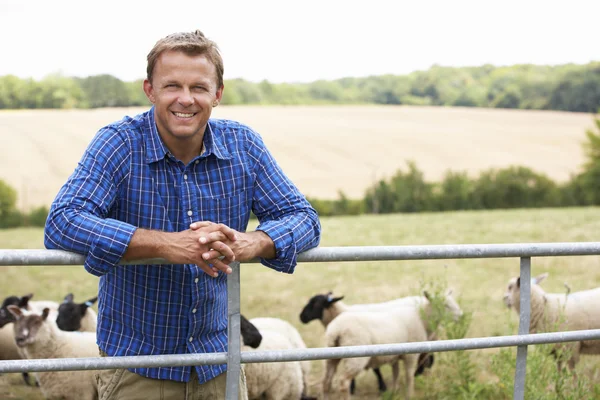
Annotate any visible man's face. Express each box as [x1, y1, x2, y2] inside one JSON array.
[[144, 50, 223, 145]]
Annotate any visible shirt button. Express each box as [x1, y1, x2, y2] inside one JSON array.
[[195, 278, 199, 283], [194, 160, 199, 165], [183, 174, 188, 180], [189, 336, 193, 342], [192, 308, 197, 313], [187, 210, 192, 216]]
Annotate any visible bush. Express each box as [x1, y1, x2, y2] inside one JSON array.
[[0, 179, 17, 228], [365, 161, 435, 213], [471, 166, 560, 209], [435, 171, 475, 211]]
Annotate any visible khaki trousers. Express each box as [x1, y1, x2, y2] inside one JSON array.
[[96, 350, 248, 400]]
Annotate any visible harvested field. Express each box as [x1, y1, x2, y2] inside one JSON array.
[[0, 105, 595, 210]]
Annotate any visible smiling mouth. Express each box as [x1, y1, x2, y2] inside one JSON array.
[[172, 111, 196, 118]]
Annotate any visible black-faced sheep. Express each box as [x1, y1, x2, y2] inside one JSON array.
[[504, 272, 600, 371], [56, 293, 97, 332]]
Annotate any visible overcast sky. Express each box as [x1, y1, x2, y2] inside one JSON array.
[[1, 0, 598, 83]]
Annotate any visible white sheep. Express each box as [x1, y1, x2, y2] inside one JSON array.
[[7, 306, 99, 400], [0, 293, 60, 386], [56, 293, 98, 332], [240, 316, 304, 400], [299, 292, 447, 393], [250, 317, 312, 398], [320, 291, 463, 400], [0, 323, 21, 360], [504, 272, 600, 370]]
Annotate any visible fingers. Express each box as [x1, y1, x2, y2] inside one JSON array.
[[197, 258, 232, 278], [189, 221, 215, 230], [201, 240, 235, 264], [190, 221, 238, 242]]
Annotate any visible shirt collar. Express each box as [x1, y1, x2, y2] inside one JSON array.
[[144, 107, 232, 164]]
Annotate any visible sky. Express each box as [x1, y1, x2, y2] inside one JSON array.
[[0, 0, 598, 84]]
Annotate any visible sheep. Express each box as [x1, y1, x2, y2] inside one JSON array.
[[0, 294, 59, 386], [0, 293, 59, 328], [504, 272, 600, 371], [249, 317, 314, 399], [321, 291, 462, 400], [0, 323, 21, 361], [240, 315, 304, 400], [7, 306, 99, 400], [299, 292, 441, 393], [56, 293, 98, 332]]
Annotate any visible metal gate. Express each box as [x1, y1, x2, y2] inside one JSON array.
[[2, 242, 600, 399]]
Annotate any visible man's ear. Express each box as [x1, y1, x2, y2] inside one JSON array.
[[143, 79, 155, 103]]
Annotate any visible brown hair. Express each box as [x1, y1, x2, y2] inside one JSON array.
[[146, 30, 224, 89]]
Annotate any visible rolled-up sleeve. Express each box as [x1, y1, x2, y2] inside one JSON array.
[[249, 132, 321, 273], [44, 128, 136, 277]]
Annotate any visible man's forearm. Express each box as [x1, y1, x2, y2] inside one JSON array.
[[122, 228, 172, 262], [247, 230, 276, 260]]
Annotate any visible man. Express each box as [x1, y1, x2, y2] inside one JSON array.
[[44, 29, 321, 399]]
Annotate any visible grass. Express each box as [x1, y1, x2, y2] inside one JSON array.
[[2, 207, 600, 399]]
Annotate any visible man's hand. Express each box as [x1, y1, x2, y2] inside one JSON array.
[[123, 222, 238, 277], [190, 223, 276, 263]]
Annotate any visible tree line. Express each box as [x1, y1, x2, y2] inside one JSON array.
[[1, 62, 599, 112]]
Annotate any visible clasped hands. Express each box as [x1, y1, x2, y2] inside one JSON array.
[[187, 221, 245, 278]]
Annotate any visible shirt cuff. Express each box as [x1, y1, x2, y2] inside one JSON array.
[[255, 221, 297, 274], [85, 219, 137, 277]]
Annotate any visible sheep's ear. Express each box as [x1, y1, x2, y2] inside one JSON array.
[[533, 273, 548, 285], [7, 305, 23, 319], [18, 293, 34, 308], [41, 308, 50, 320], [423, 290, 431, 300], [516, 278, 521, 288], [63, 293, 74, 303], [328, 296, 344, 305], [84, 296, 98, 307]]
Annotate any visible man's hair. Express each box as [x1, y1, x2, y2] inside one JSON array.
[[146, 30, 224, 89]]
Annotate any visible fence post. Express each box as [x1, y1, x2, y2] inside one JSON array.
[[225, 261, 242, 399], [513, 256, 531, 399]]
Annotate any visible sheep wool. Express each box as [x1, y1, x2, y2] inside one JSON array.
[[8, 306, 98, 400], [322, 305, 427, 400], [504, 272, 600, 370], [249, 317, 311, 392], [243, 328, 303, 400]]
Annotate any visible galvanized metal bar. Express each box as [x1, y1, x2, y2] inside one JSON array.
[[4, 242, 600, 266], [225, 262, 241, 400], [514, 257, 531, 400], [3, 329, 600, 373]]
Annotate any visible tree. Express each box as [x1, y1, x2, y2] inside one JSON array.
[[0, 179, 17, 227], [577, 115, 600, 204]]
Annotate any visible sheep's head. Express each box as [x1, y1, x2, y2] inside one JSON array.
[[7, 306, 50, 348], [503, 273, 548, 310], [299, 292, 344, 324], [423, 289, 463, 321], [0, 294, 34, 328], [240, 315, 262, 349], [56, 293, 97, 332]]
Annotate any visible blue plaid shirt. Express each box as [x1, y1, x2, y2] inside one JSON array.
[[44, 107, 321, 383]]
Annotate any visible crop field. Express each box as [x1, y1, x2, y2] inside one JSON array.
[[0, 105, 596, 210], [2, 207, 600, 399]]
